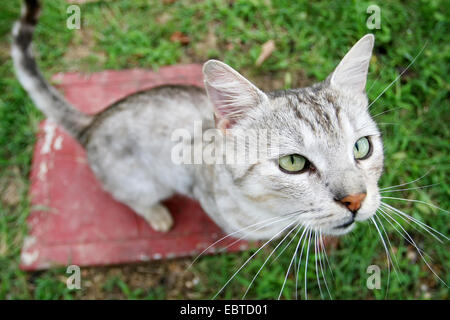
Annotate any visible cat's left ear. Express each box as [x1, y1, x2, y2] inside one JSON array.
[[203, 60, 268, 131], [330, 34, 374, 94]]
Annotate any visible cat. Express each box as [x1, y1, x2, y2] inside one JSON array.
[[12, 0, 383, 241]]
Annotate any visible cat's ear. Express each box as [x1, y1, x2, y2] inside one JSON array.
[[330, 34, 374, 94], [203, 60, 268, 130]]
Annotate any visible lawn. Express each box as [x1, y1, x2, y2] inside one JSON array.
[[0, 0, 448, 299]]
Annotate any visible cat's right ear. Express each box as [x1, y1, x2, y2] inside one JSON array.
[[329, 34, 374, 95], [203, 60, 268, 131]]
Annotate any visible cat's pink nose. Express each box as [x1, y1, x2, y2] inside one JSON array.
[[339, 193, 366, 212]]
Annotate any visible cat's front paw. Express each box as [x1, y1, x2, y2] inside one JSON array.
[[144, 204, 174, 232]]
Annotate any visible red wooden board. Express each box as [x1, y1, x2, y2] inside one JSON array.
[[20, 65, 251, 270]]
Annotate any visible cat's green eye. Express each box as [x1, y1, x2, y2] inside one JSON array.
[[353, 137, 371, 160], [279, 154, 308, 173]]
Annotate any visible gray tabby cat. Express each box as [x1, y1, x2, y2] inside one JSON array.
[[12, 0, 382, 240]]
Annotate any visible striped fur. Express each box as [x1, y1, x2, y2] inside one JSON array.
[[11, 0, 92, 139], [13, 0, 383, 239]]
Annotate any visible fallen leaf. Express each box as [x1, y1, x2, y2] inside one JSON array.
[[255, 39, 275, 66], [0, 167, 24, 206], [170, 31, 190, 45], [156, 12, 172, 25]]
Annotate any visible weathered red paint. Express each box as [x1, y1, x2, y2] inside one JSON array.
[[20, 65, 251, 270]]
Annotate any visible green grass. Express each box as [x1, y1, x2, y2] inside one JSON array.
[[0, 0, 448, 299]]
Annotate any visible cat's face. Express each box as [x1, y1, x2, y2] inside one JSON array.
[[204, 35, 383, 239], [231, 86, 383, 237]]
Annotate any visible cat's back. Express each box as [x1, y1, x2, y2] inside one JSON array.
[[82, 85, 213, 148], [81, 85, 213, 196], [83, 85, 212, 140]]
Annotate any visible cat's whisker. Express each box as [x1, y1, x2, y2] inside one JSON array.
[[367, 41, 427, 109], [374, 213, 402, 281], [280, 208, 314, 217], [187, 211, 299, 269], [380, 183, 440, 193], [269, 224, 305, 266], [370, 216, 392, 296], [304, 229, 313, 300], [314, 231, 324, 300], [388, 214, 442, 244], [381, 202, 448, 242], [377, 122, 399, 126], [216, 215, 297, 255], [295, 228, 308, 300], [378, 208, 440, 268], [277, 226, 309, 300], [372, 107, 405, 119], [318, 232, 333, 299], [377, 208, 448, 287], [378, 207, 430, 257], [293, 245, 298, 297], [379, 170, 432, 191], [381, 196, 449, 214], [241, 222, 302, 299], [366, 72, 382, 95], [212, 219, 297, 299], [319, 233, 335, 281], [270, 213, 334, 265]]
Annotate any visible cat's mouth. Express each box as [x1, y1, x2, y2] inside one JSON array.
[[334, 218, 355, 229]]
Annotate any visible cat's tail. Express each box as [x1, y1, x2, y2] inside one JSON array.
[[11, 0, 93, 139]]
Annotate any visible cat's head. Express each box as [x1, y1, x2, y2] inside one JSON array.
[[203, 34, 383, 239]]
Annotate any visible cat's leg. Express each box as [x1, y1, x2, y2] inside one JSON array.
[[89, 159, 176, 232], [130, 202, 174, 232]]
